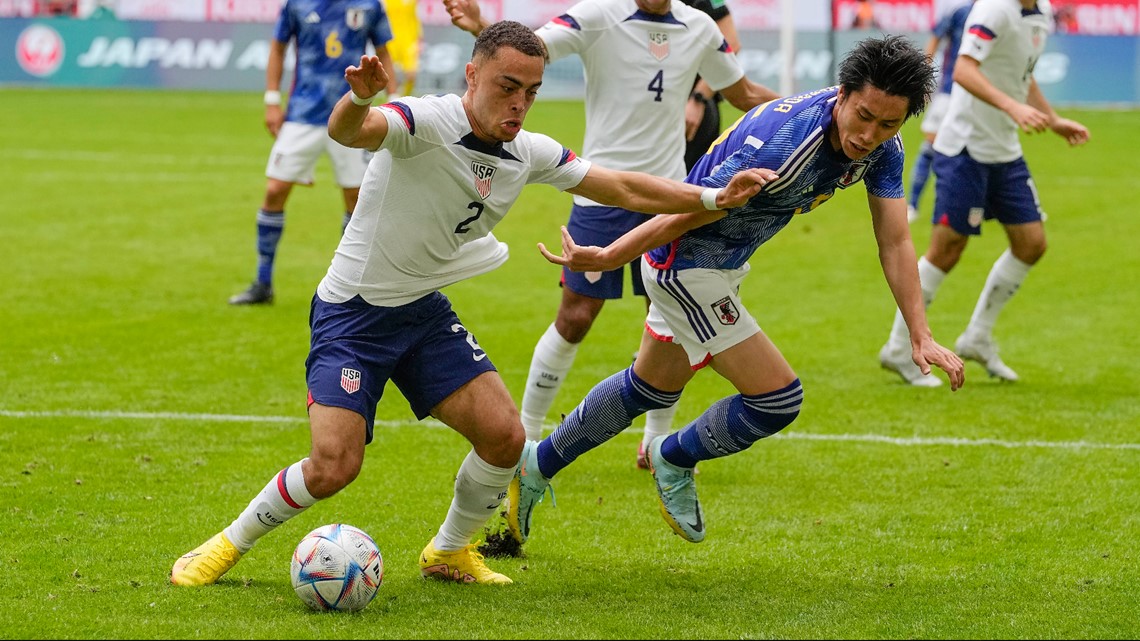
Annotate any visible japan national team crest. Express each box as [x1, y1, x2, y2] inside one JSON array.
[[471, 161, 496, 199], [711, 296, 739, 326], [345, 8, 365, 30], [839, 161, 869, 187], [648, 32, 670, 61], [340, 367, 361, 394]]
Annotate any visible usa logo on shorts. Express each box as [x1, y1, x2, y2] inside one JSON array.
[[712, 297, 739, 325], [340, 368, 361, 394]]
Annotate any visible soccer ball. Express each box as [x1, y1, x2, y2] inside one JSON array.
[[290, 523, 383, 612]]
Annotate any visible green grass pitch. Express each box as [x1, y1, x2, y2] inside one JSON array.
[[1, 87, 1138, 639]]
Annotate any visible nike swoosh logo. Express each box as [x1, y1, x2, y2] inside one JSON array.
[[685, 508, 703, 533], [535, 383, 557, 389]]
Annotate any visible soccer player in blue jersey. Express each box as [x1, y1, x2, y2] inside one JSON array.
[[906, 0, 975, 224], [171, 22, 772, 586], [499, 35, 965, 548], [229, 0, 398, 305], [881, 0, 1089, 385]]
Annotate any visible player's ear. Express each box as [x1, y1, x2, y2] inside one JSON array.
[[464, 61, 477, 89]]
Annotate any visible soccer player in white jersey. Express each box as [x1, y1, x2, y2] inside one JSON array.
[[879, 0, 1089, 386], [501, 36, 965, 548], [444, 0, 779, 468], [170, 21, 773, 587]]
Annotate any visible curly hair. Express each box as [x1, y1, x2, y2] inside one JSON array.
[[838, 34, 936, 120], [472, 20, 548, 64]]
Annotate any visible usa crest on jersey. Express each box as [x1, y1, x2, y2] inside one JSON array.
[[648, 32, 669, 61], [346, 8, 365, 30], [471, 161, 496, 199]]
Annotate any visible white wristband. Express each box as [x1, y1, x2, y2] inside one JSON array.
[[700, 187, 723, 211], [350, 91, 379, 106], [263, 90, 281, 106]]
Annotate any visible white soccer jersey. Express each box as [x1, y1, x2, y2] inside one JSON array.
[[317, 94, 592, 306], [535, 0, 744, 206], [934, 0, 1053, 163]]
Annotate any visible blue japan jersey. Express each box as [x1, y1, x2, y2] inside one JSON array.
[[647, 87, 905, 271], [934, 3, 972, 95], [275, 0, 393, 125]]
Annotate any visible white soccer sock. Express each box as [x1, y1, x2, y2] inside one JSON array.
[[642, 403, 678, 447], [888, 256, 946, 348], [224, 459, 317, 553], [520, 323, 580, 441], [963, 249, 1031, 339], [434, 450, 515, 551]]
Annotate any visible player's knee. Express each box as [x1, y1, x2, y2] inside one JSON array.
[[304, 453, 362, 498], [741, 378, 803, 439]]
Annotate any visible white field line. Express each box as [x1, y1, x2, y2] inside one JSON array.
[[3, 409, 1138, 452]]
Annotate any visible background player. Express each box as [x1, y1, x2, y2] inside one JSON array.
[[384, 0, 423, 98], [229, 0, 398, 306], [879, 0, 1089, 385], [906, 0, 975, 224]]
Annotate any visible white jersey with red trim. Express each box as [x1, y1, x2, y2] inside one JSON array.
[[317, 93, 591, 306], [934, 0, 1053, 163], [535, 0, 743, 206]]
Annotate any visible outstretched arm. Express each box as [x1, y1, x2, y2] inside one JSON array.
[[566, 164, 777, 216], [539, 210, 723, 273], [328, 55, 392, 150], [953, 54, 1049, 135], [718, 75, 780, 113], [868, 194, 965, 391]]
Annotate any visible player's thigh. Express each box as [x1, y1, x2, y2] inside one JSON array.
[[643, 262, 763, 371], [632, 328, 696, 392], [932, 150, 990, 235], [563, 204, 652, 299], [305, 293, 441, 444], [987, 157, 1045, 227], [324, 135, 372, 188], [267, 122, 326, 185], [429, 371, 524, 467], [708, 330, 797, 396], [387, 293, 501, 424]]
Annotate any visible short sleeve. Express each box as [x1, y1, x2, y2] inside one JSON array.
[[958, 1, 1008, 63], [526, 133, 592, 191]]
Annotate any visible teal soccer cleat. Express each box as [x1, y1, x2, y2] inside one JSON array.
[[648, 435, 705, 543]]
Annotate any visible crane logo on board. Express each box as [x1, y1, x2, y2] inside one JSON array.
[[16, 25, 65, 78]]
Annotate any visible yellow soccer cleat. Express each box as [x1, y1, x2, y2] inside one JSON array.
[[419, 540, 512, 585], [170, 532, 242, 586]]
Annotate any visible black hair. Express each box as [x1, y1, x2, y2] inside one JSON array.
[[837, 35, 936, 120], [472, 20, 548, 64]]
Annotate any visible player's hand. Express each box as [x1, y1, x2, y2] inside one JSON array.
[[1007, 102, 1050, 134], [1051, 117, 1089, 146], [265, 105, 284, 137], [442, 0, 483, 34], [345, 55, 390, 102], [684, 96, 705, 141], [717, 167, 780, 208], [915, 338, 965, 391], [538, 226, 614, 272]]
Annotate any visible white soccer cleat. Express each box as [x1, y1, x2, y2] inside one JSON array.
[[879, 343, 943, 388], [955, 333, 1019, 382], [906, 204, 919, 224]]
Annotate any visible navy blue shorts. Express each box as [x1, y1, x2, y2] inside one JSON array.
[[562, 204, 652, 299], [305, 293, 497, 443], [931, 150, 1043, 235]]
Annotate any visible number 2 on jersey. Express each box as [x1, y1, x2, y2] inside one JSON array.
[[455, 202, 484, 234], [647, 70, 664, 102]]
